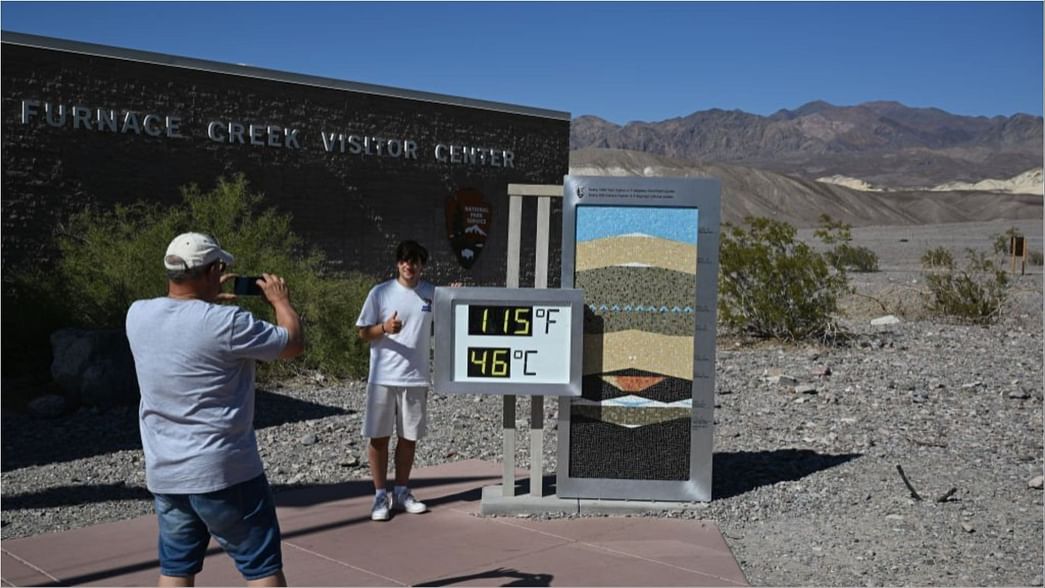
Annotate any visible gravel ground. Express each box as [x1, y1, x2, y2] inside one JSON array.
[[2, 219, 1042, 586]]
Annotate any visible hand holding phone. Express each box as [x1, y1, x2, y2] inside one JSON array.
[[233, 276, 264, 296]]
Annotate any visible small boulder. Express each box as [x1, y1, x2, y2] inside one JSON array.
[[870, 315, 901, 326], [1028, 476, 1044, 490]]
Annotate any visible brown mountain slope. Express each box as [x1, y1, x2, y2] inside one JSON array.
[[569, 148, 1043, 228], [571, 101, 1043, 188]]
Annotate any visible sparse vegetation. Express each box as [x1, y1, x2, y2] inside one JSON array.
[[923, 249, 1009, 324], [921, 247, 955, 270], [1029, 250, 1044, 266], [8, 175, 374, 379], [718, 216, 849, 341], [815, 214, 879, 273], [991, 226, 1024, 256]]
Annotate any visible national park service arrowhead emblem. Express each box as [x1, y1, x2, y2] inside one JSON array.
[[445, 187, 491, 269]]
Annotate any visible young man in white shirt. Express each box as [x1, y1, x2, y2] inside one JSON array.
[[355, 240, 436, 521]]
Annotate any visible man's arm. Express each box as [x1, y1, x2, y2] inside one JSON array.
[[358, 311, 401, 342], [258, 273, 304, 359]]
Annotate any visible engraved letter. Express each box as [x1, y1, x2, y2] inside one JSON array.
[[142, 114, 163, 136], [97, 110, 117, 132], [285, 128, 300, 149], [45, 103, 66, 127], [21, 99, 39, 124], [72, 105, 92, 130], [207, 121, 225, 142], [166, 116, 182, 138], [121, 111, 141, 134]]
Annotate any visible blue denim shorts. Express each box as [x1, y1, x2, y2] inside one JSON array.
[[153, 474, 282, 581]]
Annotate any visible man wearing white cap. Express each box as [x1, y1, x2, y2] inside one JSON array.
[[126, 232, 303, 587]]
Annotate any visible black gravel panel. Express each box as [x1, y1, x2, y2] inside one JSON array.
[[568, 416, 690, 480]]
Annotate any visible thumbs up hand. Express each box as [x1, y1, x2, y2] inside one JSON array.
[[383, 311, 403, 335]]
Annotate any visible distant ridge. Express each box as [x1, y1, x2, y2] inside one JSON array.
[[569, 148, 1043, 228], [571, 101, 1043, 189]]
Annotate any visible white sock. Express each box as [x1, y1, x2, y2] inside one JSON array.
[[394, 485, 408, 497], [375, 488, 388, 499]]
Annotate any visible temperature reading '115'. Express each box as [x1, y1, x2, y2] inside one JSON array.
[[467, 305, 533, 336]]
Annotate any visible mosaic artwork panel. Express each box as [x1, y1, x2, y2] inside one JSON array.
[[570, 206, 698, 481]]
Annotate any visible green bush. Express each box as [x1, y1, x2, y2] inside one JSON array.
[[719, 217, 849, 341], [992, 227, 1024, 256], [921, 247, 955, 270], [814, 215, 879, 272], [924, 249, 1009, 324], [1029, 250, 1044, 266], [10, 175, 375, 379]]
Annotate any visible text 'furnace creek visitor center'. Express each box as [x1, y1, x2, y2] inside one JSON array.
[[1, 32, 570, 285]]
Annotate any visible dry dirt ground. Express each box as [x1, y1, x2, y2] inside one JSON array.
[[2, 218, 1042, 587]]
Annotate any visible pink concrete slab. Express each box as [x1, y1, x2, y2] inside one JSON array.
[[2, 515, 160, 586], [415, 540, 737, 587], [496, 517, 747, 585], [289, 507, 572, 585], [2, 550, 58, 586]]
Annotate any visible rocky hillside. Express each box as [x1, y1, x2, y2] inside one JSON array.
[[569, 148, 1043, 228], [571, 101, 1044, 188]]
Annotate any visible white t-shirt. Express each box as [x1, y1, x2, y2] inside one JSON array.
[[126, 298, 288, 494], [355, 279, 435, 386]]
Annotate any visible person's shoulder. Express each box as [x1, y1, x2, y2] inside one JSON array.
[[418, 280, 436, 295], [371, 279, 398, 295]]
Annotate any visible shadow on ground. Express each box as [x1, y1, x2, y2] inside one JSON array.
[[713, 449, 861, 499], [1, 389, 350, 471]]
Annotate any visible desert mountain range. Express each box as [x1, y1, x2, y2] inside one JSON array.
[[569, 148, 1043, 228], [571, 101, 1043, 189]]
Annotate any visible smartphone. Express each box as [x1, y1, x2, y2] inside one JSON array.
[[233, 276, 264, 296]]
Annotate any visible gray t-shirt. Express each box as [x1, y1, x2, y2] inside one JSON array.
[[126, 297, 288, 494]]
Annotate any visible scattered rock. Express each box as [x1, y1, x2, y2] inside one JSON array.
[[871, 315, 901, 326], [1028, 476, 1044, 490], [299, 433, 318, 446], [961, 522, 976, 533], [1008, 390, 1030, 399], [795, 384, 818, 395]]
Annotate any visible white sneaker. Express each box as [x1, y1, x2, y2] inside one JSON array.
[[393, 490, 427, 514], [370, 493, 391, 521]]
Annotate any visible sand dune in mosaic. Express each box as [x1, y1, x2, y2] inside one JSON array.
[[575, 265, 695, 336], [576, 235, 696, 274], [582, 330, 693, 380]]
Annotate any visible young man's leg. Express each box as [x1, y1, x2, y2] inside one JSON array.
[[393, 437, 416, 487], [368, 436, 390, 491], [363, 383, 397, 520], [392, 387, 428, 513]]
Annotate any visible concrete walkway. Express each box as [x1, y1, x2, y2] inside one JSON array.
[[2, 460, 747, 586]]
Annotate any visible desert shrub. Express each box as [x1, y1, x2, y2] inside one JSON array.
[[1029, 250, 1044, 266], [719, 217, 849, 341], [991, 227, 1024, 256], [11, 175, 374, 379], [923, 249, 1009, 324], [921, 247, 955, 270], [815, 215, 879, 272]]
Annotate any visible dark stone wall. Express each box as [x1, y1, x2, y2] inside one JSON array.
[[2, 43, 568, 287]]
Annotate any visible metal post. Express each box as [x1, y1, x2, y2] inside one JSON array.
[[530, 195, 551, 497], [502, 194, 523, 497]]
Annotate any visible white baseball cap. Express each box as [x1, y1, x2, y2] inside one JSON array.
[[164, 232, 235, 271]]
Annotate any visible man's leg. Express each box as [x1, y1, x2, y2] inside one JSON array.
[[393, 437, 416, 487], [368, 436, 390, 491], [246, 571, 287, 587]]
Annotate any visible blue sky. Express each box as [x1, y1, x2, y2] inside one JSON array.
[[2, 2, 1041, 124]]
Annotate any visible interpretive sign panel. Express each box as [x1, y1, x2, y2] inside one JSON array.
[[557, 175, 720, 501]]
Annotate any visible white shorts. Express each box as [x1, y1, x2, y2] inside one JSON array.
[[362, 384, 429, 440]]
